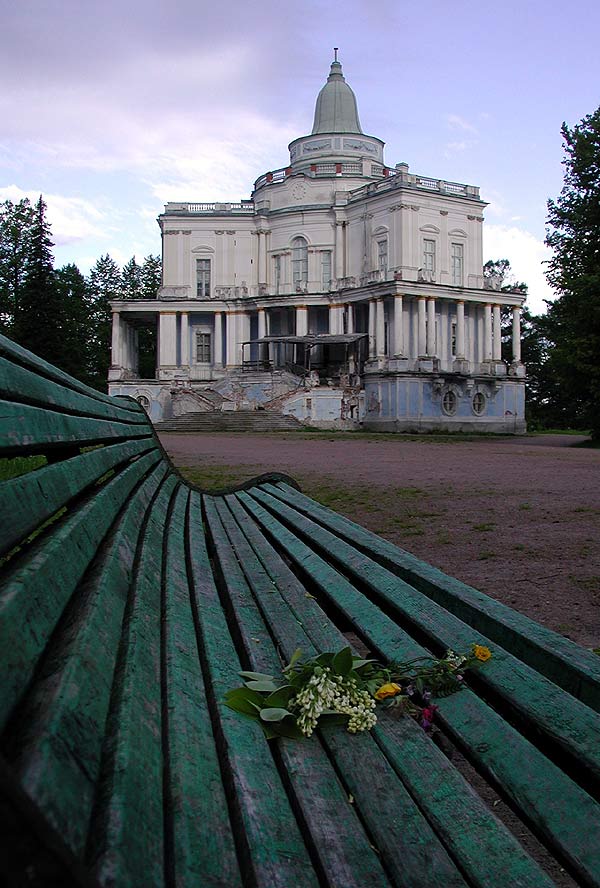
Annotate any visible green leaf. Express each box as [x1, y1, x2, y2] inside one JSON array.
[[224, 689, 265, 717], [265, 686, 295, 708], [239, 670, 275, 682], [332, 646, 354, 676], [259, 707, 293, 722], [271, 716, 305, 740], [245, 679, 281, 692], [352, 658, 378, 670], [316, 652, 335, 667], [287, 648, 303, 668]]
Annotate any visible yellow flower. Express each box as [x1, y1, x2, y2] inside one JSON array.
[[374, 682, 402, 700], [473, 645, 492, 662]]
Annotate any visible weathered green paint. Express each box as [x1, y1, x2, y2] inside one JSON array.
[[239, 489, 600, 887], [88, 474, 178, 887], [2, 339, 600, 887], [270, 482, 600, 710], [0, 332, 144, 418], [0, 438, 159, 556], [3, 463, 167, 858], [248, 487, 600, 784], [0, 356, 147, 425], [0, 399, 154, 456], [0, 449, 162, 731]]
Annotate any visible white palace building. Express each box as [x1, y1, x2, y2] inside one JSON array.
[[108, 53, 526, 432]]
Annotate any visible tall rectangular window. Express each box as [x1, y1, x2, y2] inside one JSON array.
[[423, 239, 436, 275], [377, 240, 388, 279], [292, 237, 308, 288], [451, 321, 457, 357], [451, 243, 464, 286], [321, 251, 332, 290], [196, 259, 211, 298], [195, 331, 211, 363], [274, 255, 282, 293]]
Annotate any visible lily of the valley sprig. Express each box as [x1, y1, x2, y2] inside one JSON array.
[[225, 644, 492, 740]]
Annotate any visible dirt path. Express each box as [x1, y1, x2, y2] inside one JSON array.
[[160, 432, 600, 649]]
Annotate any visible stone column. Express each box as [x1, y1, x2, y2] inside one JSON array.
[[426, 298, 436, 356], [512, 306, 521, 362], [329, 304, 344, 335], [335, 221, 344, 282], [180, 312, 190, 368], [214, 312, 223, 367], [111, 310, 122, 367], [346, 303, 354, 335], [493, 304, 502, 361], [417, 297, 427, 356], [393, 293, 404, 356], [368, 299, 376, 358], [226, 312, 237, 368], [376, 298, 386, 357], [455, 300, 465, 358], [296, 305, 308, 337], [484, 303, 493, 361], [158, 312, 177, 371], [238, 312, 251, 366]]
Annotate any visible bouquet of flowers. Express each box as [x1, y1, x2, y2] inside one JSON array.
[[225, 643, 491, 740]]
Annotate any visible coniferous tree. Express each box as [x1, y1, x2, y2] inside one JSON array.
[[0, 198, 36, 334], [140, 254, 161, 299], [54, 263, 92, 382], [13, 196, 63, 362], [545, 106, 600, 437], [121, 256, 142, 299], [88, 254, 122, 390]]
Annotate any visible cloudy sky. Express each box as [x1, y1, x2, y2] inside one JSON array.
[[2, 0, 599, 314]]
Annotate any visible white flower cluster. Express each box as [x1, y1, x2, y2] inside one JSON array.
[[293, 667, 377, 737], [445, 650, 467, 669]]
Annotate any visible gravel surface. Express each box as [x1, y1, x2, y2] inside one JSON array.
[[160, 432, 600, 650]]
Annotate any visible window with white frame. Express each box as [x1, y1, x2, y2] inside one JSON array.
[[423, 239, 436, 275], [195, 331, 211, 363], [196, 259, 211, 298], [451, 243, 464, 286], [291, 237, 308, 289], [377, 240, 388, 279], [321, 251, 332, 290]]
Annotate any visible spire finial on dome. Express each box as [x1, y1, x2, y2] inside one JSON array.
[[334, 47, 338, 62], [312, 52, 362, 134]]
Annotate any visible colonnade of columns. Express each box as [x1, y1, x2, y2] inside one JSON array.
[[110, 298, 524, 378]]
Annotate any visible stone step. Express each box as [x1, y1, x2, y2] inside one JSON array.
[[154, 410, 304, 433]]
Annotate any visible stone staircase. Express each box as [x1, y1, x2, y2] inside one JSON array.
[[154, 409, 304, 433]]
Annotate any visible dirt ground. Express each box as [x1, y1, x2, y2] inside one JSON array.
[[159, 431, 600, 651]]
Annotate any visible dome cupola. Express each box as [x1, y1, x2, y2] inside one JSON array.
[[311, 51, 363, 135]]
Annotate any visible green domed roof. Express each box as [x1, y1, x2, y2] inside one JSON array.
[[311, 56, 363, 135]]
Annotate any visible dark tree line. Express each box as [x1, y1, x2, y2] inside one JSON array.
[[0, 196, 161, 391]]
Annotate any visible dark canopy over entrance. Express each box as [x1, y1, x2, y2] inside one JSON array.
[[241, 333, 368, 380]]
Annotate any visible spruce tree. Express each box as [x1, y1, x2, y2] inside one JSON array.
[[14, 196, 62, 361], [0, 198, 36, 334], [88, 254, 122, 390], [121, 256, 142, 299], [545, 106, 600, 437], [54, 263, 92, 382]]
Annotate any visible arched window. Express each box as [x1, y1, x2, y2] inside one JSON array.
[[291, 237, 308, 289]]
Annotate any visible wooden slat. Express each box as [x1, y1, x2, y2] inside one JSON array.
[[206, 495, 392, 888], [87, 474, 178, 888], [218, 495, 469, 888], [0, 356, 148, 425], [0, 400, 155, 456], [0, 439, 159, 556], [0, 333, 143, 417], [237, 488, 600, 887], [190, 493, 322, 888], [161, 486, 243, 888], [0, 449, 163, 732], [249, 486, 600, 786], [1, 463, 168, 859], [268, 482, 600, 710]]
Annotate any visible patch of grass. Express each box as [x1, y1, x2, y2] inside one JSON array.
[[0, 455, 47, 481], [477, 550, 497, 561], [518, 503, 532, 511], [472, 522, 496, 532], [178, 464, 257, 492]]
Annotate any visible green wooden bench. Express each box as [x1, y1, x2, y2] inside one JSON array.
[[1, 331, 600, 888]]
